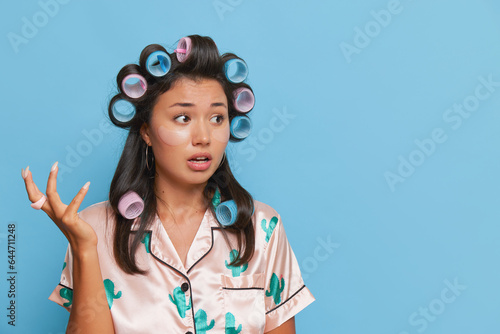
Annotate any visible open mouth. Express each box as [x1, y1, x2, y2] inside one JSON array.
[[189, 157, 211, 163], [187, 152, 213, 170]]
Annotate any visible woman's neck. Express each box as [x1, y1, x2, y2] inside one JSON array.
[[154, 175, 209, 224]]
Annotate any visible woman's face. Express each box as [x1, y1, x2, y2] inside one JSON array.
[[141, 77, 230, 188]]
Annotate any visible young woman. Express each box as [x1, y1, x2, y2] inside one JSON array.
[[22, 35, 314, 333]]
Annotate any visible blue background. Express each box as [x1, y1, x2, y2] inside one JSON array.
[[2, 0, 500, 333]]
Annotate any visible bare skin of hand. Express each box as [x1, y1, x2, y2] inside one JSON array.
[[22, 163, 115, 333], [22, 162, 97, 250]]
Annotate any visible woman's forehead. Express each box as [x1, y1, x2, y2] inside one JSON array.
[[159, 77, 227, 106]]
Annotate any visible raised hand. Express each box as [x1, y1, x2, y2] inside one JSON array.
[[22, 162, 97, 250]]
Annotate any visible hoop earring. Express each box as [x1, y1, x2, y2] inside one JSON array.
[[145, 144, 154, 170]]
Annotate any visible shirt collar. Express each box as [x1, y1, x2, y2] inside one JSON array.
[[130, 187, 222, 231]]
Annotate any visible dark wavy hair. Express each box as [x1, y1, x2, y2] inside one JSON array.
[[107, 35, 255, 274]]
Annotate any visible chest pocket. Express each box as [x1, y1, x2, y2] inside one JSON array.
[[221, 273, 266, 334]]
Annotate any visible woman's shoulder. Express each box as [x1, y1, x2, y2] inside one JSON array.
[[251, 199, 285, 245], [77, 201, 114, 231], [252, 199, 281, 218]]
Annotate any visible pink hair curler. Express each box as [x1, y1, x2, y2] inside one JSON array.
[[121, 74, 147, 99], [118, 191, 144, 219], [233, 87, 255, 113], [175, 37, 192, 62], [31, 195, 47, 210]]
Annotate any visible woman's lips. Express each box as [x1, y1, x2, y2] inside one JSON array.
[[187, 152, 213, 171], [188, 152, 212, 160], [187, 158, 212, 171]]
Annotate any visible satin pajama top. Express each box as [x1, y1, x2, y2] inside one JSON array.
[[49, 199, 315, 333]]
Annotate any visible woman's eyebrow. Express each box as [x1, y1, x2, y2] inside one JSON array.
[[168, 102, 227, 108]]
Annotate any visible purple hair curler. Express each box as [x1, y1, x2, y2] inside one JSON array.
[[224, 58, 248, 83], [121, 74, 147, 99], [175, 37, 192, 63], [230, 115, 252, 139], [216, 200, 238, 226], [233, 87, 255, 113], [118, 191, 144, 219], [146, 50, 171, 77]]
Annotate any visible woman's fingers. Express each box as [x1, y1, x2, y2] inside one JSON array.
[[45, 162, 67, 218], [23, 166, 43, 202], [66, 181, 90, 219], [22, 163, 95, 245], [22, 166, 54, 217]]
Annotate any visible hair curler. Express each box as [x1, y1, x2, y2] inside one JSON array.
[[146, 50, 171, 77], [121, 74, 147, 99], [224, 58, 248, 83], [216, 200, 238, 226], [118, 191, 144, 219], [110, 99, 136, 125], [233, 87, 255, 113], [175, 37, 192, 63], [230, 116, 252, 139]]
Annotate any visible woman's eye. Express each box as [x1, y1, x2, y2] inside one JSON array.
[[211, 115, 225, 124], [174, 114, 190, 123]]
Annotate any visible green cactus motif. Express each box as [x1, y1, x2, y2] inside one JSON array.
[[62, 261, 66, 270], [141, 232, 151, 253], [103, 279, 122, 309], [195, 309, 215, 333], [261, 216, 278, 242], [225, 249, 248, 277], [212, 188, 221, 208], [266, 273, 285, 305], [60, 287, 73, 307], [169, 286, 191, 318], [225, 312, 242, 334]]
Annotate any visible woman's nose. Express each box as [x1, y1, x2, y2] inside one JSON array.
[[192, 121, 211, 145]]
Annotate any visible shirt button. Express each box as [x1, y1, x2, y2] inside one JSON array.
[[181, 282, 189, 292]]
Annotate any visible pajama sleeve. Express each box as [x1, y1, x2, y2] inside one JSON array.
[[263, 212, 315, 332], [48, 243, 74, 312]]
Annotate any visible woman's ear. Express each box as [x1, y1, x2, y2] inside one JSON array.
[[140, 123, 151, 146]]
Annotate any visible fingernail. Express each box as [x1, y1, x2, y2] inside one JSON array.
[[82, 181, 90, 190], [51, 161, 58, 172], [24, 166, 30, 178]]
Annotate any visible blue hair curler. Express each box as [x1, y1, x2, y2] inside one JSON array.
[[146, 50, 171, 77], [216, 200, 238, 226], [224, 58, 248, 83], [111, 99, 136, 124], [230, 116, 252, 139]]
